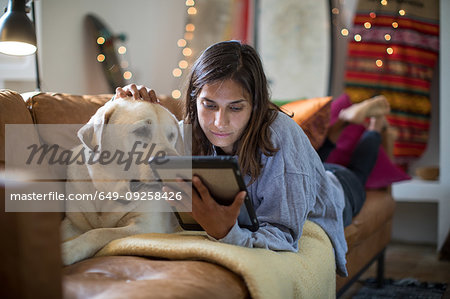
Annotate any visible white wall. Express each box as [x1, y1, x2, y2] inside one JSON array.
[[39, 0, 186, 95]]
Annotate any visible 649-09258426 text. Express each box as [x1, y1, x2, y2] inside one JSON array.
[[9, 191, 183, 201]]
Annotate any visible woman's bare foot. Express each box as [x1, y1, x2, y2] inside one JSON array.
[[338, 95, 390, 124]]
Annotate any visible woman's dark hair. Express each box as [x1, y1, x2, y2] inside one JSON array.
[[184, 40, 281, 182]]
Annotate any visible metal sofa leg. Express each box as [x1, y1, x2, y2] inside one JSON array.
[[376, 249, 385, 288]]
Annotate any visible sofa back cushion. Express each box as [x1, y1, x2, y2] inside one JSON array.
[[0, 90, 38, 168], [23, 93, 112, 153]]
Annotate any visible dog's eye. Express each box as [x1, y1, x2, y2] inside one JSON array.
[[167, 132, 175, 141], [133, 126, 151, 138]]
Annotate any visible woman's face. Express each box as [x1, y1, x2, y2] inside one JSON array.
[[196, 79, 252, 154]]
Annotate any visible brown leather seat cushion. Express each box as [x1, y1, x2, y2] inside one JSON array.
[[345, 189, 396, 248], [63, 256, 249, 299]]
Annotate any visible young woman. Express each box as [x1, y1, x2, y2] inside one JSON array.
[[115, 40, 389, 277]]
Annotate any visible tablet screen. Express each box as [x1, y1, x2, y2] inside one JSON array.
[[151, 156, 259, 232]]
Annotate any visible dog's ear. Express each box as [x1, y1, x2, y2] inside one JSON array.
[[175, 121, 188, 155], [78, 103, 115, 155]]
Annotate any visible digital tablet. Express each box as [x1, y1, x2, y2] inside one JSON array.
[[151, 156, 259, 232]]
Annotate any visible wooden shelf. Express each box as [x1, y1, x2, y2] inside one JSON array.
[[392, 178, 443, 203]]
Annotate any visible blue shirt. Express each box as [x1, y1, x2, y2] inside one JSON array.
[[214, 111, 348, 276]]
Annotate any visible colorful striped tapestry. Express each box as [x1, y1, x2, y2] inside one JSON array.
[[344, 0, 439, 168]]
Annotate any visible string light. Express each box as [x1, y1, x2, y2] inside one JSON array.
[[172, 90, 181, 99], [94, 33, 132, 82], [172, 68, 182, 77], [97, 54, 105, 62], [123, 71, 132, 80], [331, 3, 404, 71], [185, 24, 195, 32], [187, 7, 197, 15], [179, 60, 188, 69], [171, 0, 198, 98], [182, 47, 192, 56], [118, 46, 126, 54]]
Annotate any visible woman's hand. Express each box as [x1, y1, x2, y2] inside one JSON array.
[[164, 175, 246, 239], [115, 84, 159, 103], [191, 176, 246, 239]]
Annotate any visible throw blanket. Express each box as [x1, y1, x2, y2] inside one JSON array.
[[95, 221, 336, 299]]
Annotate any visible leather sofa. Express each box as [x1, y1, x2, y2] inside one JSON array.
[[0, 89, 395, 298]]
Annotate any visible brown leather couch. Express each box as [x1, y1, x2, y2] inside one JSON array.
[[0, 90, 395, 298]]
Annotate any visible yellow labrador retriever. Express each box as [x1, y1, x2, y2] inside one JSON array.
[[61, 97, 183, 265]]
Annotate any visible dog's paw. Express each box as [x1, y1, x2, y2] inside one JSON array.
[[61, 238, 93, 266]]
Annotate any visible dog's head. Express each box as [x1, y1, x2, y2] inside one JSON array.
[[77, 97, 184, 196]]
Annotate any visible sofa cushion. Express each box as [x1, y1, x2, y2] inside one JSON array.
[[344, 189, 396, 248], [63, 256, 249, 299], [24, 92, 112, 125], [280, 97, 332, 150], [0, 90, 38, 167]]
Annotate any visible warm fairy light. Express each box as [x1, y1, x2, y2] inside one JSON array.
[[369, 12, 376, 18], [179, 60, 188, 69], [392, 22, 399, 28], [172, 90, 181, 99], [185, 0, 195, 6], [97, 54, 105, 62], [182, 47, 192, 56], [341, 28, 349, 36], [184, 32, 194, 40], [187, 7, 197, 15], [172, 68, 182, 77], [177, 39, 187, 47], [354, 34, 362, 42], [121, 61, 129, 68], [386, 47, 394, 55], [118, 46, 126, 54], [97, 37, 105, 45], [123, 71, 132, 80], [185, 23, 195, 32], [381, 0, 388, 5], [399, 9, 406, 16], [364, 22, 371, 29], [332, 7, 339, 14], [384, 34, 391, 41], [376, 59, 383, 67]]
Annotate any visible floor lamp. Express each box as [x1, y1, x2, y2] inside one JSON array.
[[0, 0, 40, 91]]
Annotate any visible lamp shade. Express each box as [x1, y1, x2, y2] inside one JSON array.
[[0, 0, 37, 56]]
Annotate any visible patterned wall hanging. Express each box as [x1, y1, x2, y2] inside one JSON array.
[[344, 0, 439, 168]]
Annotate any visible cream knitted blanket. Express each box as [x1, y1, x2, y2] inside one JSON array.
[[95, 220, 336, 299]]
